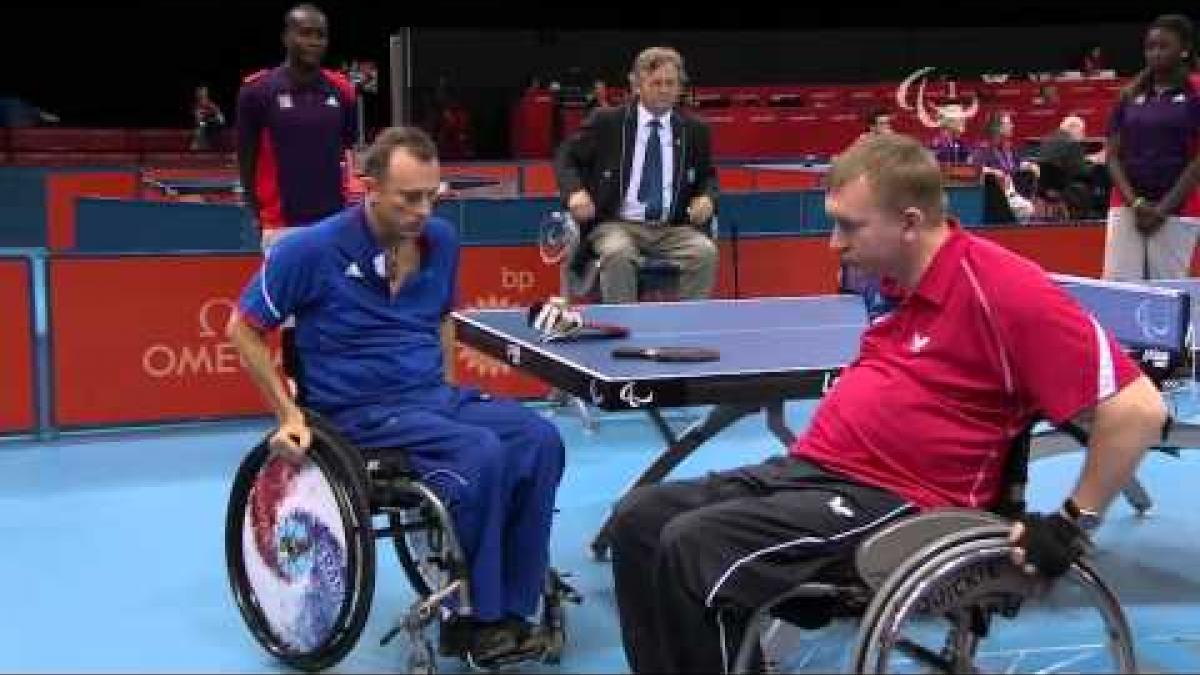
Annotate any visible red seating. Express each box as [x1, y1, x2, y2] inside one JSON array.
[[136, 129, 194, 153], [12, 128, 132, 153], [511, 90, 555, 158], [10, 151, 139, 167]]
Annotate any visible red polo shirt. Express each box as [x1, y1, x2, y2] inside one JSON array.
[[793, 221, 1142, 509]]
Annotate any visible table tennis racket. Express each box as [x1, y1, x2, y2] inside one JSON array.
[[611, 346, 721, 362]]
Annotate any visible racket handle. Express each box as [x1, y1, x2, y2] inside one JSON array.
[[612, 347, 650, 359]]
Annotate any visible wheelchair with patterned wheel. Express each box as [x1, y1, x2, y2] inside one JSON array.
[[225, 408, 581, 673], [729, 421, 1153, 674]]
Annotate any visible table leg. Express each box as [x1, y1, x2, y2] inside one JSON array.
[[646, 407, 680, 446], [1120, 478, 1153, 516], [589, 402, 769, 561], [765, 401, 796, 447]]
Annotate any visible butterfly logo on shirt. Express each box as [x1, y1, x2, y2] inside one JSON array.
[[828, 495, 856, 518], [910, 333, 931, 353]]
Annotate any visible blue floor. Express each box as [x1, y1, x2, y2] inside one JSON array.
[[2, 401, 1199, 673]]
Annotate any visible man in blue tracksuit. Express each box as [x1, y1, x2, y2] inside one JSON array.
[[227, 126, 565, 664]]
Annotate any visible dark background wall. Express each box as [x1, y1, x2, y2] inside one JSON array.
[[412, 24, 1149, 156], [411, 25, 1147, 89], [3, 1, 1191, 157]]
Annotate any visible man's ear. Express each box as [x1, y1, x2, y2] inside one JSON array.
[[901, 206, 925, 240], [360, 175, 378, 203]]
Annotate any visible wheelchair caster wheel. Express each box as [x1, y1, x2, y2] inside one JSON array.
[[541, 628, 565, 664], [407, 637, 437, 675]]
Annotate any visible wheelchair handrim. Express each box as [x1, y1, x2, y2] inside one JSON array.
[[225, 443, 375, 671]]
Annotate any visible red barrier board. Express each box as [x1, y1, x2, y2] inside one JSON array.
[[736, 238, 842, 297], [521, 162, 559, 196], [454, 246, 560, 399], [979, 225, 1106, 277], [49, 255, 279, 427], [46, 172, 138, 250], [0, 259, 35, 434], [717, 225, 1114, 299], [713, 241, 736, 299], [717, 167, 755, 192], [43, 226, 1138, 429]]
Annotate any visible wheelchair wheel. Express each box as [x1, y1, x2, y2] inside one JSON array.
[[225, 423, 376, 672], [851, 525, 1136, 674]]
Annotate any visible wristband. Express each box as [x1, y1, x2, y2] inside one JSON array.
[[1061, 497, 1103, 532]]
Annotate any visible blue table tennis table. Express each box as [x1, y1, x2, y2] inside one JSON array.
[[455, 275, 1200, 559], [144, 177, 243, 197]]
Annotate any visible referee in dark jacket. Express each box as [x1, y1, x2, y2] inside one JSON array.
[[553, 47, 720, 303]]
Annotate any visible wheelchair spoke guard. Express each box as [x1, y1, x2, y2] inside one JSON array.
[[225, 431, 376, 672], [853, 532, 1136, 674]]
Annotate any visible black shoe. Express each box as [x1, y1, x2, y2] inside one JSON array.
[[464, 617, 545, 667], [438, 616, 473, 658]]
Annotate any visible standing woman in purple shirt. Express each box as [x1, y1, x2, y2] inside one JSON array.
[[1104, 14, 1200, 280]]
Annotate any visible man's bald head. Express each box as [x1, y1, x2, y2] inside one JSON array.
[[285, 3, 326, 29], [1059, 115, 1086, 141], [283, 4, 328, 70]]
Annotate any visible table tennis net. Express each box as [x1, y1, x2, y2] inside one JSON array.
[[1050, 274, 1192, 360], [840, 264, 1192, 364]]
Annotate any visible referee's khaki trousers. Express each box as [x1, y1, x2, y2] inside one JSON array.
[[589, 220, 718, 303], [1103, 206, 1200, 280]]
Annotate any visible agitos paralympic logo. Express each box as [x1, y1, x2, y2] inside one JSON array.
[[141, 298, 281, 379]]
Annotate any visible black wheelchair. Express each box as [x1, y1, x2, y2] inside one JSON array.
[[727, 417, 1169, 674], [224, 408, 581, 673]]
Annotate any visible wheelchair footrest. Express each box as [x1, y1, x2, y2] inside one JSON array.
[[546, 569, 583, 605]]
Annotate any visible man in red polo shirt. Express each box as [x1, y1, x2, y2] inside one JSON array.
[[606, 133, 1169, 674]]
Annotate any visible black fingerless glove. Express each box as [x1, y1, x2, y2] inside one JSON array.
[[1018, 512, 1091, 578]]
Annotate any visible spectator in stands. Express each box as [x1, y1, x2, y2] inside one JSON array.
[[1029, 114, 1108, 220], [973, 111, 1036, 220], [1033, 85, 1060, 107], [190, 85, 226, 151], [927, 104, 973, 163], [1081, 45, 1107, 76], [972, 111, 1038, 179], [585, 79, 612, 114], [855, 107, 893, 143], [426, 77, 474, 160], [1103, 13, 1200, 280], [1039, 115, 1090, 182], [553, 46, 719, 303], [235, 2, 358, 391], [0, 97, 58, 127]]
